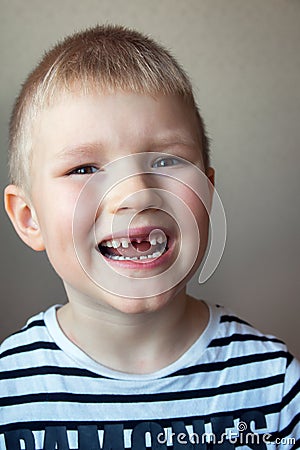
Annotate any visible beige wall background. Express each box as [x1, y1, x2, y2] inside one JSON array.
[[0, 0, 299, 357]]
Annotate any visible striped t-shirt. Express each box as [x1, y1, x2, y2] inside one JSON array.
[[0, 303, 299, 450]]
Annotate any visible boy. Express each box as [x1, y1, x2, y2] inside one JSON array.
[[1, 25, 299, 450]]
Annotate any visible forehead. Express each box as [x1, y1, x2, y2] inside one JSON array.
[[32, 91, 201, 162]]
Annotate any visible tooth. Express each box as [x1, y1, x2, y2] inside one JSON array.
[[112, 240, 120, 248], [121, 239, 129, 248], [106, 241, 113, 247], [118, 256, 125, 260], [150, 238, 157, 245], [153, 251, 161, 257], [157, 236, 165, 244]]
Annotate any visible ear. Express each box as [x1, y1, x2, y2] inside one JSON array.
[[206, 167, 215, 187], [205, 167, 215, 211], [4, 184, 45, 251]]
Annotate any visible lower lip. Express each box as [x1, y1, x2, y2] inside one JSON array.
[[100, 239, 176, 270]]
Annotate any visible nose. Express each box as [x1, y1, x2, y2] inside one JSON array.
[[108, 173, 163, 214]]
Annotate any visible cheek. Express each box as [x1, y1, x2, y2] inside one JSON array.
[[33, 186, 85, 259], [171, 184, 210, 260], [182, 191, 210, 248], [43, 205, 74, 258], [163, 177, 209, 225], [41, 198, 92, 286], [72, 182, 105, 251]]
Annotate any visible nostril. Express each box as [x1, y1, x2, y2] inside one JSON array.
[[112, 187, 163, 213]]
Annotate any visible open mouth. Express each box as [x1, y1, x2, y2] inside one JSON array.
[[98, 230, 169, 262]]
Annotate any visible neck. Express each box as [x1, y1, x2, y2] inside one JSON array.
[[57, 288, 209, 374]]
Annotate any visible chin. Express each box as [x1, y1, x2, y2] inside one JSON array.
[[108, 293, 174, 316]]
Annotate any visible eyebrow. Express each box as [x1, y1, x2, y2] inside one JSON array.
[[55, 134, 199, 161], [150, 131, 199, 149], [151, 139, 199, 151], [55, 142, 105, 160]]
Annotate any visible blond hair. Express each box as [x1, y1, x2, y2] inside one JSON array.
[[9, 25, 210, 192]]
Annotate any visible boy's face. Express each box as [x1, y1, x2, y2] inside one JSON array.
[[21, 91, 214, 313]]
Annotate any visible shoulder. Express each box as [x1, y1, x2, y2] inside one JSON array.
[[210, 303, 290, 352], [206, 303, 300, 384], [0, 307, 60, 372], [209, 304, 300, 420]]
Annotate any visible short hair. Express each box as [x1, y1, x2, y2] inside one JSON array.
[[8, 24, 210, 192]]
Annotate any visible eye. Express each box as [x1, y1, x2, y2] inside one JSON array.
[[152, 156, 181, 168], [68, 165, 99, 175]]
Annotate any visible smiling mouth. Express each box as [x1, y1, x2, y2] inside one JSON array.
[[98, 232, 169, 262]]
